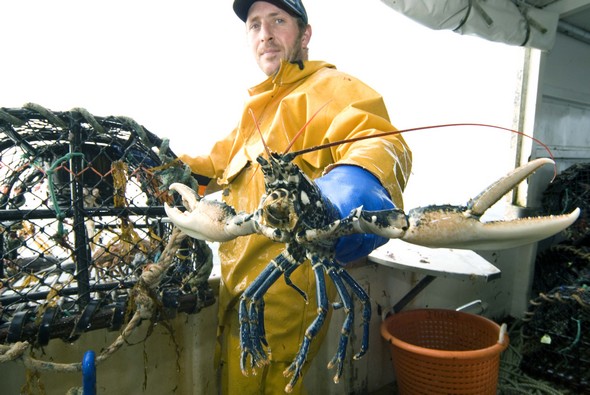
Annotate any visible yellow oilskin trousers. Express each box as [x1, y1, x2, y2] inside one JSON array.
[[180, 60, 412, 394]]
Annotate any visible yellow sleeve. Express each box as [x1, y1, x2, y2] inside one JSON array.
[[178, 128, 239, 179]]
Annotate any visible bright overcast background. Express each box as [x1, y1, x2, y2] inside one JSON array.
[[1, 0, 526, 208]]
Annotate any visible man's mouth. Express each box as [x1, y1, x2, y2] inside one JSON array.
[[260, 47, 280, 57]]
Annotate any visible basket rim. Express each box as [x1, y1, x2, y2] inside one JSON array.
[[380, 308, 509, 360]]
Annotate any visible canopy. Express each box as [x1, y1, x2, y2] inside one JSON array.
[[381, 0, 559, 50]]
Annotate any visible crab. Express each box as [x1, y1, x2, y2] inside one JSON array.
[[164, 154, 579, 392]]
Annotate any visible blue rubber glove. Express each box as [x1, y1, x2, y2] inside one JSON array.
[[315, 165, 395, 264]]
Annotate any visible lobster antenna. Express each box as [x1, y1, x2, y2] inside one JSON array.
[[249, 108, 273, 158], [283, 100, 332, 154], [289, 123, 558, 180]]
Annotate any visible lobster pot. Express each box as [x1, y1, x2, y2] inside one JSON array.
[[521, 272, 590, 392], [541, 162, 590, 244], [380, 309, 508, 395], [0, 104, 214, 346]]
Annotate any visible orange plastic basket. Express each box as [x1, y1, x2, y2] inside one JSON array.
[[380, 309, 509, 395]]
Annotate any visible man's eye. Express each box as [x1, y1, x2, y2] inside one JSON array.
[[275, 18, 285, 24], [248, 23, 260, 30]]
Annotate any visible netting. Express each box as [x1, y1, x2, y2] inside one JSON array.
[[0, 104, 214, 357], [521, 277, 590, 391], [520, 162, 590, 392], [541, 162, 590, 244]]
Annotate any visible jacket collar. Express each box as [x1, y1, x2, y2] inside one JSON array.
[[248, 60, 335, 95]]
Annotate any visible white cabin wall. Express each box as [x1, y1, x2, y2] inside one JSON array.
[[528, 32, 590, 205]]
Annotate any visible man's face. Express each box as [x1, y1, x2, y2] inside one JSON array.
[[246, 1, 310, 76]]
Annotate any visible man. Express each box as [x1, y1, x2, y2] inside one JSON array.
[[179, 1, 411, 393]]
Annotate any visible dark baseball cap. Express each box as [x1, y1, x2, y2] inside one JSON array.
[[233, 0, 308, 24]]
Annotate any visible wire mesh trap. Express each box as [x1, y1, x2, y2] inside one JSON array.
[[541, 162, 590, 244], [521, 165, 590, 391], [521, 245, 590, 392], [0, 103, 214, 352], [532, 245, 590, 296]]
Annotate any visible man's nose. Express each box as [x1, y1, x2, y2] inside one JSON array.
[[260, 23, 274, 41]]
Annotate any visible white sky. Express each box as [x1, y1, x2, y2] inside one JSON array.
[[1, 0, 526, 208]]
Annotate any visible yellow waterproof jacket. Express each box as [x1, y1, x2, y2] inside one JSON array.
[[180, 60, 411, 364]]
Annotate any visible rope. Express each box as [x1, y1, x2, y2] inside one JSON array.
[[70, 107, 105, 135], [117, 116, 147, 142], [0, 107, 26, 126], [23, 102, 67, 129], [547, 244, 590, 263], [0, 228, 187, 373], [0, 342, 29, 363], [498, 321, 565, 394]]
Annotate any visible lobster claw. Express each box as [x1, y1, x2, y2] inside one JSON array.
[[164, 183, 256, 242], [398, 158, 580, 250]]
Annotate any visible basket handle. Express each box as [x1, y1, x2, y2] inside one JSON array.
[[498, 323, 508, 344]]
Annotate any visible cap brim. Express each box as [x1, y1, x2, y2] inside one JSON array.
[[233, 0, 256, 22]]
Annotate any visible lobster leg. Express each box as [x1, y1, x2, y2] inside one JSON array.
[[337, 268, 371, 361], [239, 246, 307, 375], [239, 267, 276, 372], [239, 260, 288, 372], [324, 262, 354, 383], [283, 256, 330, 393], [323, 261, 371, 383], [282, 260, 309, 302]]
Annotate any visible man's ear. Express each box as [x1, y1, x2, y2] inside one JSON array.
[[302, 25, 312, 48]]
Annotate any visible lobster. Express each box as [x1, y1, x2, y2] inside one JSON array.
[[164, 129, 579, 392]]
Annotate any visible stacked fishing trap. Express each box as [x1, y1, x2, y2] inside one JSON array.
[[521, 162, 590, 391], [0, 103, 214, 348]]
